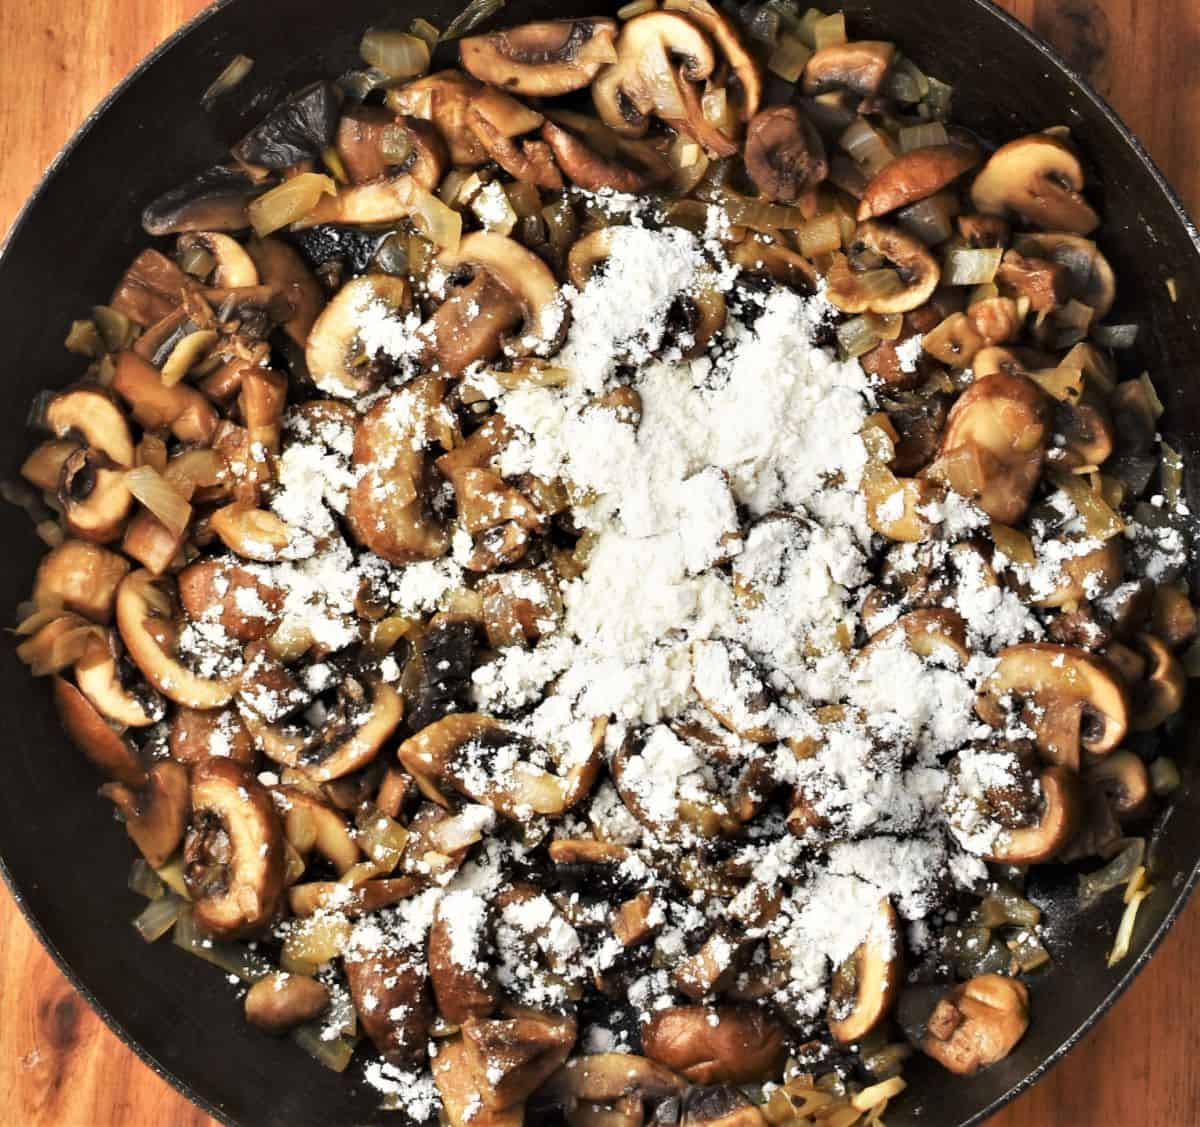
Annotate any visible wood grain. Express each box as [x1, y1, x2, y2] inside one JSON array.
[[1, 1, 1199, 1125]]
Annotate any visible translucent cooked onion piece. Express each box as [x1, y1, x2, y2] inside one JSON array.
[[360, 29, 431, 79], [1079, 838, 1145, 903], [898, 122, 950, 153], [942, 246, 1003, 286], [129, 858, 167, 900], [837, 315, 883, 360], [292, 1021, 356, 1072], [1107, 885, 1153, 966], [172, 910, 271, 982], [768, 31, 813, 82], [1092, 322, 1140, 349], [405, 182, 464, 251], [442, 0, 505, 41], [126, 466, 192, 536], [797, 211, 843, 257], [841, 118, 896, 177], [202, 54, 254, 107], [247, 173, 337, 237], [133, 894, 186, 943]]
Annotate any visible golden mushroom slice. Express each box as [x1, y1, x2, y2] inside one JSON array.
[[977, 643, 1129, 770], [1084, 751, 1151, 820], [74, 635, 162, 728], [43, 385, 135, 468], [277, 785, 360, 875], [184, 758, 285, 938], [168, 706, 255, 766], [460, 19, 618, 96], [53, 676, 147, 787], [662, 0, 763, 122], [542, 110, 674, 194], [34, 540, 129, 624], [535, 1053, 685, 1120], [1130, 632, 1187, 731], [826, 222, 940, 315], [177, 232, 259, 288], [641, 1006, 788, 1085], [984, 765, 1080, 863], [306, 274, 413, 399], [743, 106, 827, 204], [388, 70, 488, 167], [926, 371, 1051, 525], [861, 608, 971, 666], [345, 942, 434, 1066], [858, 140, 983, 221], [692, 639, 777, 743], [115, 570, 237, 710], [436, 231, 568, 358], [1033, 540, 1123, 610], [304, 680, 403, 783], [420, 268, 526, 376], [828, 900, 903, 1044], [428, 890, 498, 1025], [99, 760, 190, 869], [921, 974, 1030, 1075], [803, 41, 896, 96], [112, 351, 218, 445], [244, 972, 329, 1034], [57, 449, 133, 544], [177, 559, 283, 643], [970, 134, 1099, 235]]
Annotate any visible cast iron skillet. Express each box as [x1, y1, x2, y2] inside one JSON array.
[[2, 1, 1198, 1124]]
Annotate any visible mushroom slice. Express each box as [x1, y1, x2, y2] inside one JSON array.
[[674, 1086, 768, 1126], [116, 570, 237, 710], [53, 676, 146, 787], [674, 928, 752, 999], [34, 540, 130, 623], [535, 1053, 685, 1119], [277, 785, 360, 874], [1014, 232, 1116, 321], [1085, 751, 1151, 820], [184, 758, 285, 938], [436, 232, 568, 357], [346, 376, 453, 565], [826, 222, 940, 315], [178, 559, 283, 642], [244, 972, 329, 1034], [977, 643, 1129, 769], [593, 12, 731, 155], [466, 90, 562, 190], [142, 165, 265, 237], [209, 504, 297, 563], [743, 106, 827, 203], [920, 974, 1030, 1075], [803, 41, 896, 95], [344, 943, 433, 1066], [169, 706, 256, 766], [74, 635, 162, 728], [1034, 540, 1123, 610], [541, 111, 673, 194], [177, 232, 259, 288], [1130, 632, 1187, 731], [110, 248, 193, 327], [970, 134, 1099, 235], [304, 680, 403, 783], [57, 449, 133, 544], [305, 274, 413, 399], [641, 1005, 787, 1085], [984, 765, 1080, 863], [428, 891, 498, 1024], [99, 760, 190, 869], [663, 0, 763, 121], [926, 371, 1051, 525], [692, 639, 777, 743], [461, 1013, 577, 1108], [232, 81, 341, 170], [112, 351, 218, 445], [460, 19, 619, 96], [862, 607, 970, 666], [21, 439, 81, 493], [245, 237, 324, 350], [421, 270, 525, 375], [858, 141, 982, 221], [388, 70, 488, 167], [434, 1038, 522, 1127], [828, 900, 903, 1044], [44, 386, 135, 468]]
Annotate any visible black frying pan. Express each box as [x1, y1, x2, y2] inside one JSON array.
[[2, 1, 1198, 1124]]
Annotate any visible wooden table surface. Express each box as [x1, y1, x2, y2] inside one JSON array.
[[2, 1, 1199, 1124]]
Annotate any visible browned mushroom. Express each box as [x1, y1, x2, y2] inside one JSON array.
[[642, 1006, 787, 1085], [535, 1053, 685, 1122], [112, 351, 218, 445], [168, 706, 256, 766], [142, 165, 265, 237], [74, 635, 162, 728], [971, 134, 1099, 235], [277, 785, 360, 875], [388, 69, 488, 164], [1054, 382, 1115, 469], [803, 41, 895, 95], [826, 222, 940, 315], [995, 249, 1070, 313], [428, 892, 498, 1024], [44, 386, 135, 469], [860, 306, 941, 389], [245, 237, 324, 351], [858, 140, 982, 221], [184, 758, 285, 938], [828, 900, 903, 1044], [743, 106, 827, 203], [231, 80, 341, 170], [466, 90, 563, 190], [663, 0, 763, 123], [1014, 232, 1116, 321], [109, 248, 192, 327], [21, 438, 80, 493], [177, 559, 283, 642], [1152, 585, 1199, 650], [977, 643, 1129, 770], [57, 449, 133, 544], [345, 942, 433, 1066], [244, 972, 330, 1034], [460, 19, 618, 96], [306, 274, 413, 398], [99, 760, 190, 869], [921, 974, 1030, 1075], [177, 232, 259, 288], [541, 110, 673, 194], [1084, 751, 1151, 820], [53, 676, 146, 787], [984, 766, 1080, 863], [1129, 633, 1187, 731], [34, 540, 130, 623], [1033, 540, 1123, 610]]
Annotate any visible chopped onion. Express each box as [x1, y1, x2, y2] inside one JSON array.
[[355, 807, 410, 873], [443, 0, 506, 41], [65, 319, 103, 358], [1107, 885, 1152, 966], [164, 448, 226, 495], [721, 191, 807, 231], [1151, 757, 1181, 794], [280, 914, 352, 974], [923, 76, 954, 120], [702, 86, 732, 131], [360, 29, 431, 79], [618, 0, 656, 17], [942, 245, 1003, 286], [160, 329, 218, 387], [855, 269, 905, 302], [406, 182, 463, 251], [813, 12, 847, 49], [796, 6, 824, 47], [899, 122, 950, 153], [409, 16, 440, 49], [991, 523, 1036, 566], [93, 305, 135, 351], [134, 895, 186, 943], [840, 118, 896, 177], [852, 1076, 907, 1112], [126, 466, 192, 536], [202, 54, 254, 108], [129, 859, 166, 900], [248, 173, 336, 237], [1050, 469, 1125, 539], [1139, 372, 1166, 420], [173, 911, 271, 982], [1092, 321, 1140, 349], [292, 1021, 356, 1072], [1029, 365, 1084, 402], [155, 857, 190, 899], [866, 312, 902, 341], [471, 181, 518, 236], [797, 211, 843, 257], [897, 193, 957, 245], [768, 32, 812, 82], [884, 57, 931, 104], [1006, 929, 1051, 972], [836, 315, 882, 360]]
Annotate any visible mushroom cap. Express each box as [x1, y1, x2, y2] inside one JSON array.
[[1033, 539, 1123, 610], [1014, 232, 1116, 320], [44, 385, 135, 468], [460, 19, 619, 97], [1130, 632, 1187, 731], [178, 559, 283, 642], [541, 112, 674, 194], [921, 974, 1030, 1075], [168, 706, 256, 767], [306, 274, 412, 399], [75, 640, 161, 728], [387, 70, 488, 167], [428, 897, 498, 1025], [58, 449, 133, 544], [984, 765, 1080, 863], [53, 675, 147, 787], [1084, 749, 1151, 819], [100, 760, 190, 869], [662, 0, 763, 121], [34, 540, 130, 624], [828, 900, 903, 1044], [971, 134, 1099, 235], [858, 140, 982, 221], [641, 1005, 788, 1085], [803, 41, 896, 96], [244, 972, 330, 1034], [304, 680, 404, 782], [231, 80, 341, 171], [744, 106, 828, 204], [345, 944, 434, 1066], [142, 165, 265, 237], [246, 237, 324, 349], [177, 232, 259, 288], [827, 221, 940, 315], [536, 1052, 685, 1110]]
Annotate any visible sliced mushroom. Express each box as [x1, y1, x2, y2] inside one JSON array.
[[861, 306, 941, 390], [692, 639, 776, 743], [34, 540, 130, 623], [52, 676, 146, 787], [826, 222, 940, 315], [1054, 382, 1115, 469], [231, 80, 341, 170], [460, 19, 618, 96], [436, 232, 568, 357], [177, 232, 259, 288], [861, 607, 971, 666], [1130, 633, 1187, 731], [803, 41, 895, 96], [44, 386, 135, 468], [21, 438, 80, 493], [428, 892, 498, 1025], [669, 1086, 768, 1126], [859, 141, 982, 221], [593, 13, 733, 157], [306, 274, 413, 398], [345, 942, 434, 1066], [977, 643, 1129, 770], [1152, 585, 1198, 651], [74, 635, 162, 728], [169, 706, 256, 766], [641, 1006, 787, 1085], [467, 91, 562, 190], [116, 570, 237, 710], [388, 70, 488, 167], [244, 972, 329, 1034], [346, 375, 452, 565], [333, 105, 394, 185], [110, 248, 193, 327], [1034, 540, 1123, 610], [542, 110, 673, 194], [99, 760, 190, 869], [970, 134, 1099, 235], [828, 900, 903, 1044], [1014, 232, 1116, 321], [143, 165, 265, 237], [926, 371, 1051, 524], [743, 106, 827, 203], [421, 270, 525, 375], [177, 559, 283, 642], [57, 449, 133, 544], [184, 758, 285, 937], [1084, 751, 1151, 820], [920, 974, 1030, 1075], [277, 785, 360, 874], [209, 504, 297, 563], [995, 250, 1069, 313], [112, 350, 218, 445], [535, 1053, 685, 1120], [245, 237, 324, 350], [304, 680, 403, 783], [984, 765, 1080, 863], [674, 928, 752, 999]]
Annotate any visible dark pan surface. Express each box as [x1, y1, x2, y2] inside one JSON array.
[[1, 1, 1198, 1124]]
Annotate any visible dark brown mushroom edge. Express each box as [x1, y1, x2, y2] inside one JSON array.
[[10, 2, 1196, 1124]]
